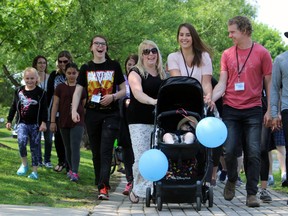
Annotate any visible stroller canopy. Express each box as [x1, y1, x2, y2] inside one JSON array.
[[156, 76, 204, 131]]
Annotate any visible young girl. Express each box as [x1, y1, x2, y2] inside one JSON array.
[[6, 67, 47, 180], [50, 63, 86, 182]]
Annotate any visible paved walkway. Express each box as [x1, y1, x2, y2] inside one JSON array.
[[1, 176, 288, 216]]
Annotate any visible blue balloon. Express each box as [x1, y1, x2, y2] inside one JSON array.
[[196, 117, 227, 148], [139, 149, 168, 181]]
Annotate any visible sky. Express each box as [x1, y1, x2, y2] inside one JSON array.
[[248, 0, 288, 44]]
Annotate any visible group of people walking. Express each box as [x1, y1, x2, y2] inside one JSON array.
[[5, 15, 288, 208]]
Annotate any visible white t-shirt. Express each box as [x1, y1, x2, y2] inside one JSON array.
[[167, 51, 213, 83]]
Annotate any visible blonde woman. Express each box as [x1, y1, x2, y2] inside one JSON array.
[[126, 40, 166, 203]]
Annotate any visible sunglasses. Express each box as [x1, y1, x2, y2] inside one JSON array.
[[58, 60, 69, 64], [142, 48, 158, 55]]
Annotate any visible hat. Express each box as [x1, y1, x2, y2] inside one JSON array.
[[177, 116, 198, 130], [285, 32, 288, 38]]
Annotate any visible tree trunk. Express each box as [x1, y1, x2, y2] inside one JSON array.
[[2, 65, 21, 87]]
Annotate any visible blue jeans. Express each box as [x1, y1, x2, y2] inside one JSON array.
[[85, 109, 120, 190], [222, 105, 262, 195], [38, 122, 53, 164], [43, 123, 53, 163]]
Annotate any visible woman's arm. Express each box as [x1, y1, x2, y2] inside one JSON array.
[[100, 81, 126, 106], [212, 70, 228, 102], [50, 95, 59, 133], [71, 84, 83, 123], [202, 74, 213, 105], [128, 71, 157, 105]]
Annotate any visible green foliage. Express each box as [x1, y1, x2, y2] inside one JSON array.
[[253, 23, 288, 60], [1, 0, 287, 106]]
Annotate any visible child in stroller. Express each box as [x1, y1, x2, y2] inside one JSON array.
[[162, 116, 198, 145]]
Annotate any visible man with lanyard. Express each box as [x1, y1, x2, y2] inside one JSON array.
[[212, 16, 272, 207]]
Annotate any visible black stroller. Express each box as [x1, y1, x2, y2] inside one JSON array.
[[145, 76, 213, 211]]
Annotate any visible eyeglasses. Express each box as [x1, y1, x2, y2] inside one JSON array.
[[93, 41, 107, 46], [58, 60, 69, 64], [142, 48, 158, 55], [37, 61, 46, 64]]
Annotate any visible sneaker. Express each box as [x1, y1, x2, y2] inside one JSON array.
[[44, 162, 53, 168], [67, 170, 72, 179], [268, 175, 274, 186], [223, 180, 236, 201], [70, 173, 79, 182], [16, 164, 28, 176], [259, 188, 272, 202], [122, 182, 133, 195], [28, 172, 38, 180], [246, 195, 260, 207], [236, 176, 243, 187], [219, 170, 227, 183], [98, 186, 109, 200]]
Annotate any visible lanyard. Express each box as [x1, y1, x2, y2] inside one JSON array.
[[236, 42, 254, 77], [181, 50, 194, 77]]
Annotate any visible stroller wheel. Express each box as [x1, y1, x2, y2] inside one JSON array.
[[146, 187, 151, 207], [157, 196, 162, 211], [208, 187, 213, 207], [196, 196, 201, 211]]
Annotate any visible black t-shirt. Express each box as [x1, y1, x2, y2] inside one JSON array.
[[7, 86, 47, 125], [127, 67, 162, 124], [77, 59, 125, 110]]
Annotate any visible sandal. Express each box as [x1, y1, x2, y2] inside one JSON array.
[[129, 190, 139, 203], [53, 163, 65, 172]]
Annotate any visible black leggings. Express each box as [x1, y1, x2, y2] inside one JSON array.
[[281, 109, 288, 180], [260, 124, 272, 181]]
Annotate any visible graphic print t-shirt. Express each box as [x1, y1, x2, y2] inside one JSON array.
[[77, 60, 125, 110], [18, 87, 42, 124]]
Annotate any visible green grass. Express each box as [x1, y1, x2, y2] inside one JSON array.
[[0, 128, 121, 209], [239, 162, 288, 194]]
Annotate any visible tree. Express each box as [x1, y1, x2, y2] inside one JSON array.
[[0, 0, 286, 106]]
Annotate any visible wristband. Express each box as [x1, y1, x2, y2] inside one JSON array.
[[112, 94, 116, 101]]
